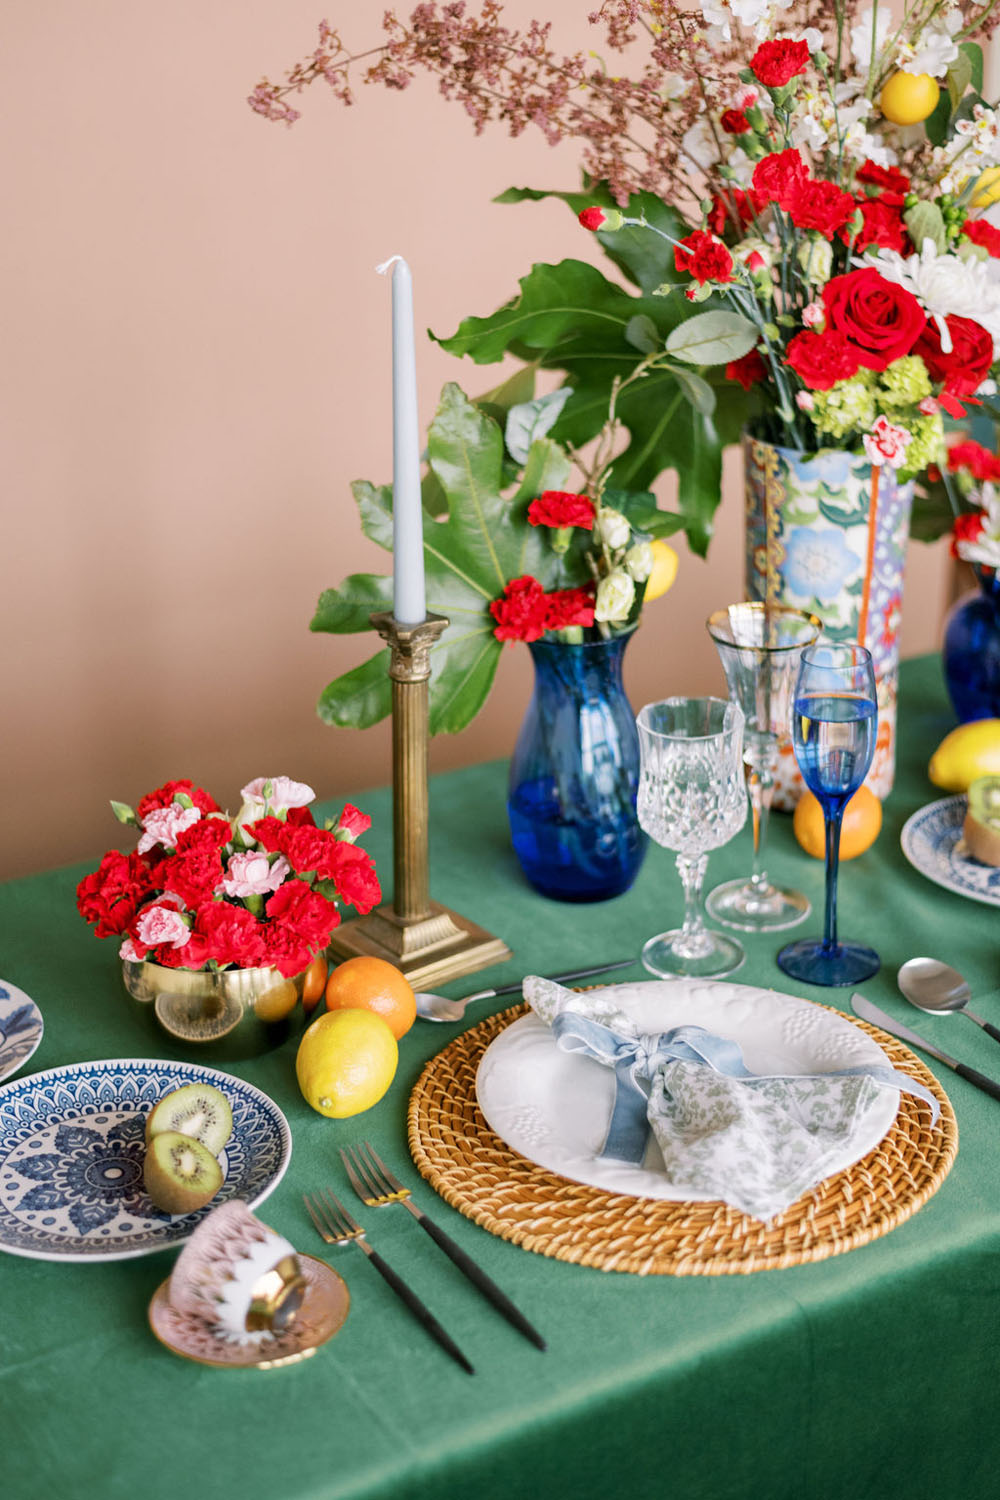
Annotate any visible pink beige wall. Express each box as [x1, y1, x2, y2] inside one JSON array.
[[2, 3, 953, 881]]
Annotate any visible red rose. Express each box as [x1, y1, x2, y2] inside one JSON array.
[[844, 198, 908, 254], [160, 848, 224, 908], [334, 803, 372, 840], [136, 779, 220, 819], [915, 314, 994, 397], [951, 510, 987, 559], [707, 187, 761, 237], [785, 179, 855, 237], [855, 160, 910, 207], [490, 576, 550, 643], [726, 349, 767, 390], [822, 268, 926, 372], [751, 148, 809, 210], [785, 330, 861, 390], [76, 850, 153, 937], [674, 229, 733, 285], [325, 842, 382, 914], [527, 491, 596, 530], [947, 439, 1000, 482], [721, 109, 751, 135], [750, 38, 810, 88], [962, 218, 1000, 258], [544, 586, 596, 632], [192, 900, 267, 968], [175, 816, 232, 855]]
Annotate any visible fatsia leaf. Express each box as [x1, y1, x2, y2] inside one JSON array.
[[317, 651, 392, 729], [311, 573, 393, 633]]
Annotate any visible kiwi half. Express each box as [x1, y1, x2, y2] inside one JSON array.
[[964, 775, 1000, 867], [144, 1130, 224, 1215], [144, 1082, 233, 1154]]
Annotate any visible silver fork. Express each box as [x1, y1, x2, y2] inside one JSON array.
[[303, 1187, 474, 1374], [340, 1143, 546, 1352]]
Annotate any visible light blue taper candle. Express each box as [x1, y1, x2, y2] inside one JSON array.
[[377, 255, 426, 626]]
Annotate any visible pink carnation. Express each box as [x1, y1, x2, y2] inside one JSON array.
[[222, 851, 291, 898], [137, 804, 202, 854], [134, 903, 191, 950], [863, 416, 912, 468]]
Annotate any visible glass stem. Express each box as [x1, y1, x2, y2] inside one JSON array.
[[823, 805, 844, 952], [746, 759, 775, 893], [676, 853, 709, 943]]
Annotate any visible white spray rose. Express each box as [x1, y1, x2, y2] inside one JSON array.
[[597, 508, 631, 551], [798, 238, 833, 285], [594, 570, 636, 623], [624, 542, 654, 582]]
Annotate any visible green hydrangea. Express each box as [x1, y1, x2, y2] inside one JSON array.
[[879, 357, 932, 409], [898, 413, 945, 479], [810, 372, 876, 440]]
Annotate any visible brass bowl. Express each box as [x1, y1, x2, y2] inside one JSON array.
[[122, 957, 317, 1058]]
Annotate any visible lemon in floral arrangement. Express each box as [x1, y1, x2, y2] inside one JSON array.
[[879, 72, 940, 127]]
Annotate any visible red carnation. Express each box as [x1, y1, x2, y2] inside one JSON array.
[[544, 586, 596, 632], [750, 38, 810, 88], [334, 803, 372, 840], [726, 349, 767, 390], [947, 439, 1000, 482], [674, 229, 733, 285], [962, 218, 1000, 258], [260, 922, 323, 979], [844, 198, 908, 254], [855, 160, 910, 207], [175, 817, 232, 855], [707, 187, 761, 238], [76, 850, 153, 938], [822, 268, 926, 372], [915, 314, 994, 398], [490, 576, 551, 643], [159, 848, 224, 909], [266, 880, 340, 946], [578, 206, 623, 232], [786, 179, 855, 237], [721, 109, 751, 135], [951, 510, 987, 559], [751, 148, 809, 210], [281, 824, 340, 878], [324, 842, 382, 915], [786, 330, 861, 390], [192, 901, 267, 969], [527, 491, 596, 529], [245, 815, 285, 853], [136, 779, 220, 819]]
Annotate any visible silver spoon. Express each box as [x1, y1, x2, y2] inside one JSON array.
[[415, 958, 636, 1023], [897, 957, 1000, 1045]]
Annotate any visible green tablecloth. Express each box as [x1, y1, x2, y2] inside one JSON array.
[[3, 655, 999, 1500]]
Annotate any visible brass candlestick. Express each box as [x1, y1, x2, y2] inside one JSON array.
[[325, 610, 511, 988]]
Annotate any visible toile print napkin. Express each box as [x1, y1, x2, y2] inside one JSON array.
[[524, 976, 939, 1223]]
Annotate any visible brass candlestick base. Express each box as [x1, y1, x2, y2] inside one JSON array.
[[325, 610, 511, 988]]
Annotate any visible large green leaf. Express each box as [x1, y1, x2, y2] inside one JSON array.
[[310, 384, 576, 733]]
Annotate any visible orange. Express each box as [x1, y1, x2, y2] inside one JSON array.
[[793, 785, 882, 861], [324, 955, 416, 1039], [301, 954, 329, 1014]]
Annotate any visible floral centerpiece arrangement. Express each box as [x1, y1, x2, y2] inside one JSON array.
[[77, 776, 380, 975]]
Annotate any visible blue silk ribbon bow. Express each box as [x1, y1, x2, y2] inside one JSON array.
[[551, 1012, 941, 1166]]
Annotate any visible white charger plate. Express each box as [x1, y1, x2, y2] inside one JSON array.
[[0, 1059, 291, 1261], [900, 795, 1000, 907], [475, 978, 899, 1201]]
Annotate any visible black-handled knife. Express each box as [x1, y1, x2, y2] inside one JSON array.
[[851, 993, 1000, 1103]]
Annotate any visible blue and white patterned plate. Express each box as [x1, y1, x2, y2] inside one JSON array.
[[0, 981, 43, 1084], [0, 1059, 291, 1262], [900, 796, 1000, 907]]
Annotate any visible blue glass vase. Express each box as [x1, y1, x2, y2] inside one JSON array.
[[943, 567, 1000, 722], [507, 631, 646, 902]]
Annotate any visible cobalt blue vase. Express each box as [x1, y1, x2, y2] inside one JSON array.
[[943, 567, 1000, 722], [507, 631, 646, 902]]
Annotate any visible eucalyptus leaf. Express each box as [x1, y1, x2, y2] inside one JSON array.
[[665, 311, 758, 366], [961, 40, 984, 95], [946, 51, 973, 112], [504, 387, 573, 464], [625, 314, 660, 354], [663, 363, 717, 417]]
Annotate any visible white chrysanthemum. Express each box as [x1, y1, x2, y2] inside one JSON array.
[[869, 241, 1000, 354], [956, 483, 1000, 568], [850, 6, 891, 73], [898, 11, 961, 78]]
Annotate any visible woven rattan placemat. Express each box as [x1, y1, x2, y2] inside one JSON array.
[[407, 1003, 958, 1275]]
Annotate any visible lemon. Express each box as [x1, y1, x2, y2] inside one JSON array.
[[928, 720, 1000, 792], [793, 785, 882, 860], [295, 1009, 398, 1118], [644, 539, 679, 602], [879, 72, 940, 126], [972, 167, 1000, 209]]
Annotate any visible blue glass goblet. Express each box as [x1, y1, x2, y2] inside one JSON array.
[[777, 643, 880, 987]]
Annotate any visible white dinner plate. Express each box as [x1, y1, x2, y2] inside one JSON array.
[[0, 1059, 292, 1261], [475, 978, 899, 1201], [900, 795, 1000, 907], [0, 980, 43, 1083]]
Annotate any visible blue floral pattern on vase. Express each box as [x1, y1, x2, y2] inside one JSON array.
[[0, 1059, 291, 1261], [744, 435, 913, 806], [943, 566, 1000, 722]]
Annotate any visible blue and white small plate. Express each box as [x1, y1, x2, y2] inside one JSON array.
[[0, 981, 43, 1084], [900, 796, 1000, 908], [0, 1059, 292, 1262]]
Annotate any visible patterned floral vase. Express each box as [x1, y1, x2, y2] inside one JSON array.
[[744, 434, 914, 808], [943, 565, 1000, 721]]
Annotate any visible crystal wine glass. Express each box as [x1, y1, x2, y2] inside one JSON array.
[[777, 643, 880, 987], [705, 603, 822, 932], [636, 697, 748, 979]]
